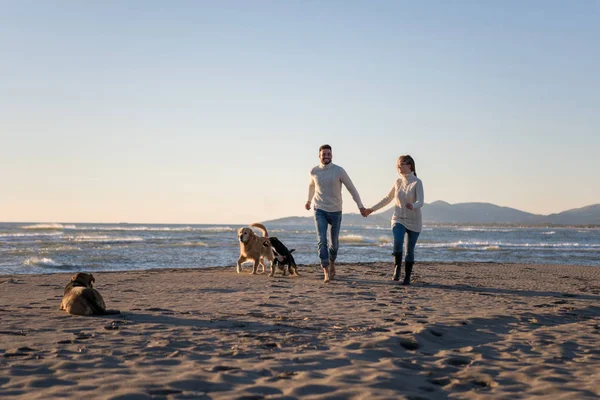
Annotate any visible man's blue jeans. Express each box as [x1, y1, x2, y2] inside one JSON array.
[[314, 208, 342, 267], [392, 223, 420, 262]]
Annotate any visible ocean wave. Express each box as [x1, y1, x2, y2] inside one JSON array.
[[0, 232, 63, 238], [453, 227, 516, 233], [67, 235, 145, 243], [419, 240, 600, 251], [363, 226, 391, 231], [158, 241, 209, 248], [339, 235, 366, 243], [43, 245, 81, 252], [22, 257, 77, 269], [448, 246, 471, 251], [377, 236, 392, 244], [483, 246, 500, 251], [21, 223, 76, 230], [205, 226, 239, 233], [518, 242, 600, 248], [542, 231, 556, 235], [70, 225, 235, 233]]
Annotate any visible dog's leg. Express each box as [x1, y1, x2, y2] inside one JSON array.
[[251, 259, 260, 274], [268, 259, 275, 278], [237, 255, 246, 273], [289, 251, 299, 276], [273, 259, 285, 276]]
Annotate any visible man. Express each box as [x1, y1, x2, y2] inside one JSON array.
[[305, 144, 367, 283]]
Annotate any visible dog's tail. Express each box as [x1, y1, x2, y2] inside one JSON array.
[[250, 223, 269, 237]]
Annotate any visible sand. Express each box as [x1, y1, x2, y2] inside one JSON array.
[[1, 262, 600, 399]]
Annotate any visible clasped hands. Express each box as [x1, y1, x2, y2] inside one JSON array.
[[305, 203, 376, 217], [359, 207, 374, 217]]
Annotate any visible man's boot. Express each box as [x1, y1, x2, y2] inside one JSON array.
[[392, 253, 402, 281], [403, 261, 413, 285]]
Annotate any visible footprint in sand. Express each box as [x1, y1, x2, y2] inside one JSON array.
[[399, 338, 420, 350], [204, 365, 241, 372], [3, 347, 36, 358], [446, 355, 473, 367], [147, 389, 183, 396], [290, 383, 337, 397], [28, 378, 77, 388]]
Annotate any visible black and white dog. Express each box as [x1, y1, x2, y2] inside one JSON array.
[[268, 237, 299, 276]]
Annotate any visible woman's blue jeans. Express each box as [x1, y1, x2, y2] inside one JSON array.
[[392, 223, 420, 262], [314, 208, 342, 267]]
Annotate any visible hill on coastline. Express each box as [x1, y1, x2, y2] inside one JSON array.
[[264, 202, 600, 226]]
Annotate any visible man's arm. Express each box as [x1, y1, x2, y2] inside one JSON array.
[[339, 168, 364, 210], [305, 173, 315, 210]]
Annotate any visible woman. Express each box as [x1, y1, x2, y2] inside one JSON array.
[[366, 155, 424, 285]]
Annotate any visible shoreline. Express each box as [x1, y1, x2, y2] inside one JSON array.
[[4, 260, 600, 278], [2, 262, 600, 399]]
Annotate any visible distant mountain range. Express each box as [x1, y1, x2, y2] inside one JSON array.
[[265, 202, 600, 226]]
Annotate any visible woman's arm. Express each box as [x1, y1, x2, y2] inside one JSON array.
[[409, 180, 424, 209], [370, 182, 396, 212]]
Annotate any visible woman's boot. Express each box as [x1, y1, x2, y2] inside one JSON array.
[[392, 253, 402, 281], [403, 261, 413, 285]]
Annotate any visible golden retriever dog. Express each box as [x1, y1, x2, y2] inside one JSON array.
[[237, 223, 276, 276], [60, 272, 120, 316]]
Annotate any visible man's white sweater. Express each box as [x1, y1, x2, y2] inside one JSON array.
[[307, 163, 364, 213]]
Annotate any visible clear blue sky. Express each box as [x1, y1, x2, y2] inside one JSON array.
[[1, 1, 598, 224]]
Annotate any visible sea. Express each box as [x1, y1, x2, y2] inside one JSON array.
[[0, 222, 598, 275]]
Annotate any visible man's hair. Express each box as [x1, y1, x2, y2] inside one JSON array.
[[319, 144, 332, 152]]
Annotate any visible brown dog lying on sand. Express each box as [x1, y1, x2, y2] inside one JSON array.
[[60, 272, 120, 316], [237, 223, 276, 276]]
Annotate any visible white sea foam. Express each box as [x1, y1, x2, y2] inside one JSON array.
[[159, 241, 209, 248], [68, 235, 144, 243], [23, 257, 61, 267], [69, 225, 235, 233], [198, 226, 236, 233], [377, 236, 392, 244], [542, 231, 556, 235], [45, 245, 81, 252], [21, 223, 76, 230], [418, 240, 600, 250], [453, 227, 516, 233], [339, 235, 366, 243], [483, 246, 501, 251], [0, 232, 63, 237]]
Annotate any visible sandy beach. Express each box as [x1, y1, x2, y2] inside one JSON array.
[[2, 262, 600, 399]]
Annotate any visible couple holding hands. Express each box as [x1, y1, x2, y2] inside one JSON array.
[[305, 144, 424, 284]]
